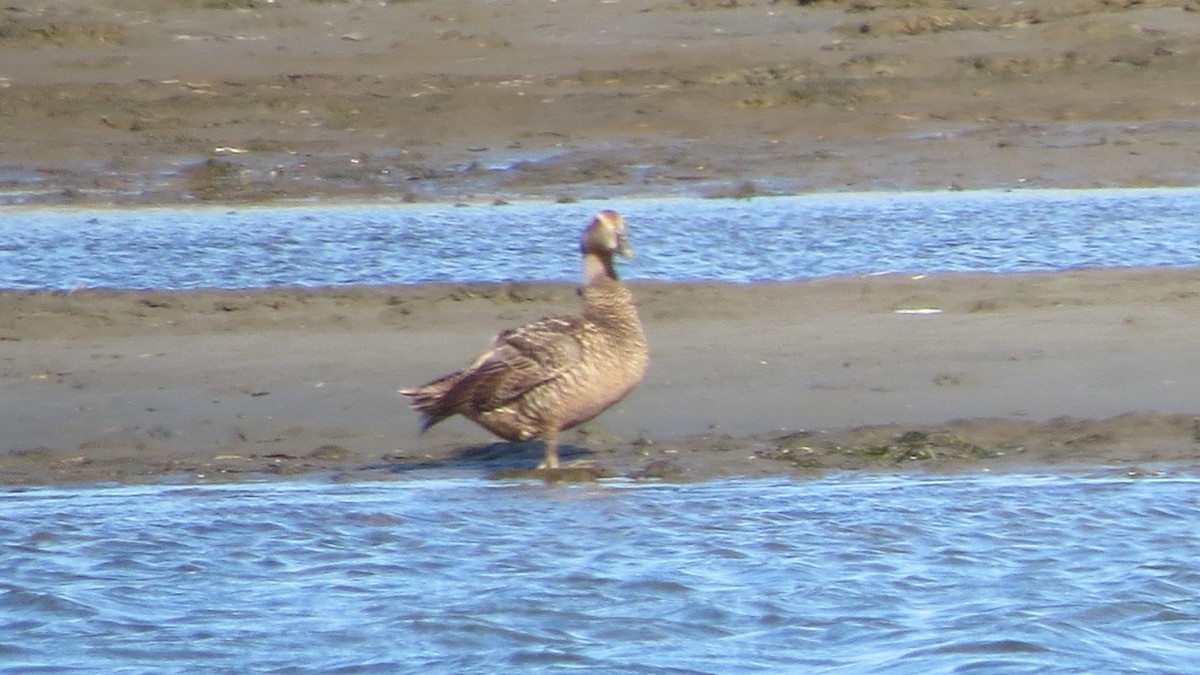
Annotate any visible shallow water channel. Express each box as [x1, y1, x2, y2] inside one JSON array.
[[3, 188, 1200, 289]]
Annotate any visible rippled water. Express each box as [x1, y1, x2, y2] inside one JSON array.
[[3, 188, 1200, 289], [4, 474, 1200, 673]]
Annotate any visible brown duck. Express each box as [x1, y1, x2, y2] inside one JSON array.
[[400, 210, 650, 469]]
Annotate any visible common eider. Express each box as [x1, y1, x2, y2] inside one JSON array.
[[400, 210, 649, 469]]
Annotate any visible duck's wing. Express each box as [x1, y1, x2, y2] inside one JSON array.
[[454, 315, 588, 411]]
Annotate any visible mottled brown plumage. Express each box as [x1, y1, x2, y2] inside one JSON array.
[[400, 210, 649, 469]]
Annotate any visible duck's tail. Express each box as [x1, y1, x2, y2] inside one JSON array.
[[399, 373, 461, 432]]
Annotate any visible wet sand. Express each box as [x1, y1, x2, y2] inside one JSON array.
[[1, 0, 1198, 203], [3, 0, 1200, 484], [4, 269, 1200, 484]]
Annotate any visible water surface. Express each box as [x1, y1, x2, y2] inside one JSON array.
[[3, 188, 1200, 289], [3, 474, 1199, 673]]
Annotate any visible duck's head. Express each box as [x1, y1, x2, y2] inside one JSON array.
[[581, 210, 633, 260]]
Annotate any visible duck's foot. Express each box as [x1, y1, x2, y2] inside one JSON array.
[[490, 461, 613, 482]]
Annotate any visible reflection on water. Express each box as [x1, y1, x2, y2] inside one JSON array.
[[3, 473, 1199, 672], [2, 188, 1200, 289]]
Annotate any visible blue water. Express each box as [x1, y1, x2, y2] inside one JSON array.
[[3, 474, 1199, 673], [2, 188, 1200, 289]]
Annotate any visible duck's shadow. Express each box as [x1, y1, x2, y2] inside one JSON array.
[[374, 441, 604, 480]]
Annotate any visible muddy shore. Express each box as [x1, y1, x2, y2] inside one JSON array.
[[2, 0, 1199, 204], [4, 269, 1200, 485]]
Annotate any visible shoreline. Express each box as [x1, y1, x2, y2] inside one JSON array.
[[4, 270, 1200, 486], [6, 182, 1200, 207]]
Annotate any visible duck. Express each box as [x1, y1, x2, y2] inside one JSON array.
[[400, 210, 649, 470]]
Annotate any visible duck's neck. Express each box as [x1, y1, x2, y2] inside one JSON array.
[[583, 252, 617, 286], [580, 254, 642, 336]]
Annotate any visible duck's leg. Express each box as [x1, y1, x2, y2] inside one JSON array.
[[538, 429, 560, 470]]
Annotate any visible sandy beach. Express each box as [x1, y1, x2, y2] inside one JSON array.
[[3, 0, 1200, 484], [4, 269, 1200, 484]]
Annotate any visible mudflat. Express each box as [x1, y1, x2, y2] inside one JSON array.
[[3, 0, 1200, 484], [4, 269, 1199, 484], [1, 0, 1198, 203]]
